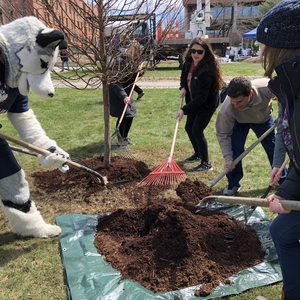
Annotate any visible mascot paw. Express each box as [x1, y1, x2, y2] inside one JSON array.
[[34, 224, 62, 238], [13, 224, 62, 238], [38, 153, 68, 171], [2, 200, 62, 238]]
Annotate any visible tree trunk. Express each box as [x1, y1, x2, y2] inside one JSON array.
[[102, 82, 111, 168]]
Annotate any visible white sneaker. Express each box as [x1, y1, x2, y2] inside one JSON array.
[[255, 296, 268, 300], [223, 185, 240, 196]]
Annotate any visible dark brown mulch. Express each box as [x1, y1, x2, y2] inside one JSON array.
[[32, 156, 265, 297]]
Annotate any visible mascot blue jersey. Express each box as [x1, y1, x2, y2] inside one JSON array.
[[0, 60, 28, 178], [0, 61, 29, 114]]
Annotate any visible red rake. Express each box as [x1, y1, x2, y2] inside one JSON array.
[[139, 98, 187, 186]]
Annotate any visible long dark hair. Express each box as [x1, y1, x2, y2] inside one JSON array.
[[183, 37, 224, 90], [261, 46, 300, 78]]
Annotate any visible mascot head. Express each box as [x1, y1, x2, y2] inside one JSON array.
[[0, 16, 64, 98]]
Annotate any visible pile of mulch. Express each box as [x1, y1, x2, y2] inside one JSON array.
[[94, 187, 265, 296], [32, 156, 266, 297], [32, 155, 152, 197]]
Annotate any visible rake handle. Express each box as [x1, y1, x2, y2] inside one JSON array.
[[168, 97, 184, 163], [0, 131, 108, 185], [199, 196, 300, 211], [208, 122, 277, 188]]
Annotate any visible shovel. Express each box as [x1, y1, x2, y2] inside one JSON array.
[[207, 122, 277, 188], [235, 156, 291, 228], [261, 156, 290, 198], [198, 195, 300, 243], [0, 131, 108, 185]]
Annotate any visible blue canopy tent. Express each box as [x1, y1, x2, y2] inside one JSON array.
[[242, 27, 257, 39], [241, 28, 257, 55]]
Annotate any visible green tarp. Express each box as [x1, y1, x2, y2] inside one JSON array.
[[56, 205, 282, 300]]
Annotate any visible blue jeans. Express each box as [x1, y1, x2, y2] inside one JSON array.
[[226, 117, 278, 187], [270, 211, 300, 299], [62, 59, 69, 69]]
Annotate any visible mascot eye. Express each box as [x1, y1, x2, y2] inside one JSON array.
[[40, 59, 48, 69]]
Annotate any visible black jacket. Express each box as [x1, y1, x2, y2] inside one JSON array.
[[268, 52, 300, 200], [180, 57, 219, 115], [109, 83, 136, 118], [109, 55, 137, 118]]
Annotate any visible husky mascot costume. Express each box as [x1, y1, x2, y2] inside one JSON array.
[[0, 16, 69, 238]]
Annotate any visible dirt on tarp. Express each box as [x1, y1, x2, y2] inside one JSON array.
[[32, 156, 265, 297]]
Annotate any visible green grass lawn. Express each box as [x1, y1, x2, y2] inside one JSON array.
[[0, 62, 282, 300]]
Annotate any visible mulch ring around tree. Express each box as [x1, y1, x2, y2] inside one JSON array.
[[32, 156, 265, 297]]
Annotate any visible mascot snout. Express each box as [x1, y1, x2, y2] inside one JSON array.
[[18, 72, 55, 98]]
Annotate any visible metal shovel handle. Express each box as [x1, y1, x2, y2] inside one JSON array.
[[0, 131, 108, 185]]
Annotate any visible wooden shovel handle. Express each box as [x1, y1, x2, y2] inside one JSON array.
[[199, 195, 300, 211], [271, 156, 289, 186], [118, 62, 144, 127]]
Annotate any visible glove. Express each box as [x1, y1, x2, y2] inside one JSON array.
[[50, 145, 70, 159], [38, 146, 70, 173], [38, 153, 69, 173]]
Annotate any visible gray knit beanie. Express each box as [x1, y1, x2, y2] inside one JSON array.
[[257, 0, 300, 48]]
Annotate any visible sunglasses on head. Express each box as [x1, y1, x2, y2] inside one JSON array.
[[190, 49, 205, 55]]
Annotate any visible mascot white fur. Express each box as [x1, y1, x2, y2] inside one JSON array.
[[0, 16, 69, 238]]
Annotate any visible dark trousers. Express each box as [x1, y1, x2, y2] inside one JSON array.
[[185, 108, 215, 162], [270, 209, 300, 299], [117, 117, 133, 138], [134, 85, 143, 95], [0, 138, 21, 179], [226, 117, 279, 187]]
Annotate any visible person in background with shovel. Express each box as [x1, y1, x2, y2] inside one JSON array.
[[109, 41, 143, 148], [255, 1, 300, 299], [216, 76, 287, 196]]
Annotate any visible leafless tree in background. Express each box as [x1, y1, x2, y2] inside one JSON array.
[[6, 0, 184, 167]]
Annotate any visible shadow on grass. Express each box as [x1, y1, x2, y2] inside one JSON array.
[[0, 232, 56, 267], [68, 142, 103, 159]]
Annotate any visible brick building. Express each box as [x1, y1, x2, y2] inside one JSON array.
[[0, 0, 98, 46]]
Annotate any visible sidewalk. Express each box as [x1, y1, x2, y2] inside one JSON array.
[[52, 77, 180, 89], [53, 66, 180, 89]]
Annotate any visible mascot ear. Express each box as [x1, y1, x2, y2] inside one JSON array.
[[36, 29, 65, 49]]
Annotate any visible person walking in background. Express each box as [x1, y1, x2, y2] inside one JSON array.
[[176, 37, 224, 172], [255, 1, 300, 299], [216, 76, 286, 196], [60, 48, 70, 71], [109, 41, 143, 148]]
